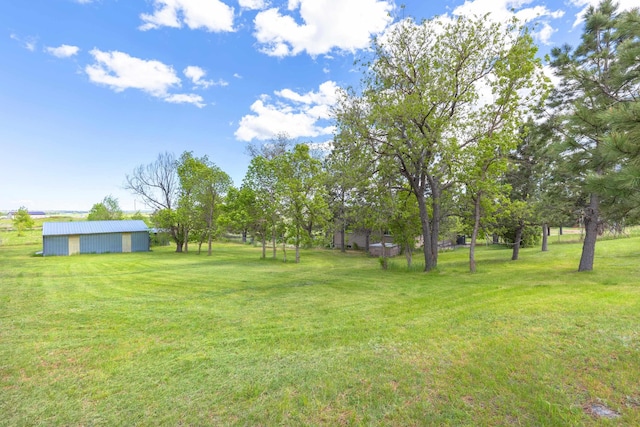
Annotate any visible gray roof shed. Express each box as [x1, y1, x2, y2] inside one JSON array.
[[43, 220, 149, 236], [42, 220, 150, 256]]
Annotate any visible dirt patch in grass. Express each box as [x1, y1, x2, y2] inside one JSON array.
[[584, 402, 620, 419]]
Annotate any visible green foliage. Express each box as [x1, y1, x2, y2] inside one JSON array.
[[275, 144, 331, 263], [549, 0, 639, 270], [11, 206, 34, 236], [87, 195, 123, 221], [149, 230, 171, 247], [335, 14, 547, 272], [496, 224, 541, 248], [176, 151, 232, 254], [243, 153, 282, 258]]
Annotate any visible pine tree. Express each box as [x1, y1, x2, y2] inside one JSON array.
[[550, 0, 637, 271]]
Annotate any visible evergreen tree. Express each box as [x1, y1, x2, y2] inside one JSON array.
[[550, 0, 638, 270]]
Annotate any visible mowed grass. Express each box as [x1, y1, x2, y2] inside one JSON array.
[[1, 230, 639, 425]]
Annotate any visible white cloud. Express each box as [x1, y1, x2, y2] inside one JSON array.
[[253, 0, 394, 57], [85, 49, 205, 107], [86, 49, 180, 96], [534, 21, 555, 45], [164, 93, 206, 108], [183, 65, 227, 88], [233, 73, 242, 79], [569, 0, 639, 28], [235, 81, 339, 141], [452, 0, 565, 44], [140, 0, 235, 32], [541, 64, 561, 88], [45, 44, 80, 58], [10, 33, 37, 51], [239, 0, 266, 10], [453, 0, 562, 22]]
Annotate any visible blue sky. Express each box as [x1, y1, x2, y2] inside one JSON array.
[[1, 0, 636, 211]]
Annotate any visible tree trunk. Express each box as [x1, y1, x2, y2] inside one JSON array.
[[405, 243, 412, 268], [415, 190, 435, 272], [242, 230, 247, 243], [272, 225, 277, 259], [261, 232, 266, 259], [469, 195, 481, 273], [365, 230, 370, 254], [184, 230, 189, 253], [541, 224, 549, 252], [282, 240, 287, 263], [578, 193, 599, 271], [207, 201, 214, 256], [340, 225, 346, 253], [512, 224, 523, 261], [171, 226, 184, 253], [380, 234, 388, 270], [429, 192, 440, 269]]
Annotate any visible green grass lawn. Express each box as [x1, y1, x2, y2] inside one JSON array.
[[1, 228, 639, 425]]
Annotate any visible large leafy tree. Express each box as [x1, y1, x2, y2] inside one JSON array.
[[243, 155, 282, 259], [335, 14, 546, 272], [87, 195, 123, 221], [550, 0, 638, 271], [276, 144, 330, 263], [242, 133, 294, 259], [177, 151, 232, 256]]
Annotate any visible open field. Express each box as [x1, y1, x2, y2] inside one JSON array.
[[1, 225, 639, 425]]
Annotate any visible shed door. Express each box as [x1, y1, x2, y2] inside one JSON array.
[[122, 233, 132, 253], [68, 235, 80, 255]]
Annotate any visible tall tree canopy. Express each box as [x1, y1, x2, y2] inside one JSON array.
[[334, 14, 547, 272]]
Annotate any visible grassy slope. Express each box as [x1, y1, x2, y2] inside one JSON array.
[[1, 227, 639, 425]]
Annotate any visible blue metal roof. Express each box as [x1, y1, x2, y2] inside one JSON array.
[[43, 220, 149, 236]]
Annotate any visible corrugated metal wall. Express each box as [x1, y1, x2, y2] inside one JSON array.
[[43, 236, 69, 256], [43, 232, 149, 256], [80, 233, 122, 254], [131, 232, 150, 252]]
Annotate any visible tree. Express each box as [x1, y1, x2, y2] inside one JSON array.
[[125, 152, 184, 252], [243, 155, 282, 259], [176, 152, 232, 256], [335, 14, 547, 272], [276, 144, 330, 263], [219, 186, 257, 244], [87, 195, 123, 221], [388, 189, 422, 268], [12, 207, 34, 236], [589, 8, 640, 225], [550, 0, 638, 271], [496, 121, 554, 259]]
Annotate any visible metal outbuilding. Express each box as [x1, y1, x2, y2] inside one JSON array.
[[42, 220, 150, 256]]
